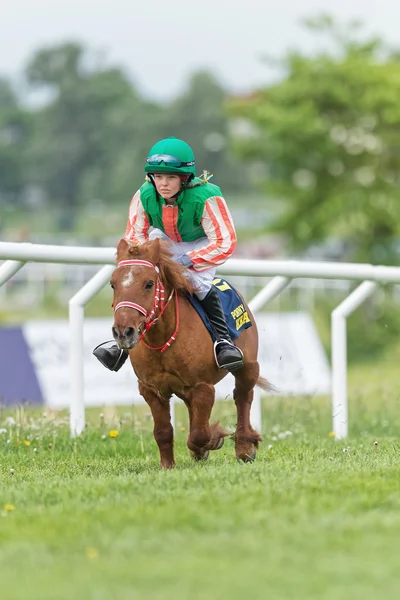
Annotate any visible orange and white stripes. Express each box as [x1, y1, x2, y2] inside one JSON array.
[[124, 190, 150, 244], [161, 205, 182, 242], [123, 191, 237, 272], [188, 196, 237, 271]]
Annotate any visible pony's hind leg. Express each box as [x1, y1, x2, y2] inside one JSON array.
[[139, 382, 174, 469], [184, 382, 220, 461], [233, 361, 263, 462]]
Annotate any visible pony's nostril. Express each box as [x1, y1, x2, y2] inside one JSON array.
[[125, 327, 135, 338], [112, 327, 118, 339]]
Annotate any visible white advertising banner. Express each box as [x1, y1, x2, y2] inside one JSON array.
[[23, 312, 331, 409]]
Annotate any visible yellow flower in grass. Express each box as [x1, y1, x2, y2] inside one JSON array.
[[109, 430, 119, 438], [329, 432, 336, 438], [3, 504, 15, 512], [24, 440, 31, 446], [85, 547, 99, 560]]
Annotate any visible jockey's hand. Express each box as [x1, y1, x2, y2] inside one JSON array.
[[176, 254, 193, 268]]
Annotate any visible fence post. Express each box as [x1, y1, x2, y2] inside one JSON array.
[[69, 265, 115, 437], [247, 276, 292, 433], [331, 281, 377, 440], [0, 260, 25, 286]]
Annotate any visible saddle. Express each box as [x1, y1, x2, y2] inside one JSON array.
[[186, 278, 252, 342]]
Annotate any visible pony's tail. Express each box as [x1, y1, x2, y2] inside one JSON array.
[[256, 376, 279, 394]]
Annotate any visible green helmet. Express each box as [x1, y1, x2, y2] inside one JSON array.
[[144, 137, 196, 177]]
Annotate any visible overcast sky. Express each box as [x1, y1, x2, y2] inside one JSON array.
[[2, 0, 400, 100]]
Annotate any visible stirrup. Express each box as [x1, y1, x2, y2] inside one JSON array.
[[213, 340, 244, 372], [93, 340, 129, 372]]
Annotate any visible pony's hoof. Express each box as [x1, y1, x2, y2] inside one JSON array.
[[191, 450, 210, 461], [237, 449, 256, 463], [215, 437, 225, 450]]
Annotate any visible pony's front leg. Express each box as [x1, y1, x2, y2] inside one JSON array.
[[185, 383, 215, 461], [139, 382, 174, 468]]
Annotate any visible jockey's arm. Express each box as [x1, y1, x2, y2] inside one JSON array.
[[186, 195, 237, 271], [124, 190, 150, 244]]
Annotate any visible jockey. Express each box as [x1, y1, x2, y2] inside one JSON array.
[[93, 136, 244, 373]]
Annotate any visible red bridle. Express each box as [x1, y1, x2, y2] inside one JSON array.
[[113, 259, 179, 352]]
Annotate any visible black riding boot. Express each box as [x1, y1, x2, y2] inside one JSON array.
[[93, 340, 129, 372], [199, 287, 244, 372]]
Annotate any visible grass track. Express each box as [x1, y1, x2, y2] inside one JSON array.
[[1, 366, 400, 600]]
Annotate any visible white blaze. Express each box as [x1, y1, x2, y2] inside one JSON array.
[[122, 270, 134, 288]]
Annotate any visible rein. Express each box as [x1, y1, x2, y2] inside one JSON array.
[[113, 259, 179, 353]]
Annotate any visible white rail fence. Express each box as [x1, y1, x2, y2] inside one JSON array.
[[0, 261, 357, 308], [2, 241, 400, 440]]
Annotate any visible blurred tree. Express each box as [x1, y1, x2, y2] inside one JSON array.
[[229, 15, 400, 264], [166, 71, 248, 192], [0, 78, 17, 109], [2, 43, 259, 236], [25, 43, 161, 229], [0, 78, 31, 205]]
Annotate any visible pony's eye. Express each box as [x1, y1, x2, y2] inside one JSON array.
[[110, 281, 115, 290], [145, 280, 154, 290]]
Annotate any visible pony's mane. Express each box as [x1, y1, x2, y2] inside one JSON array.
[[116, 238, 196, 296]]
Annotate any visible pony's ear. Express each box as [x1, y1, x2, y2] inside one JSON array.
[[116, 238, 130, 261], [116, 238, 141, 261], [145, 237, 160, 265]]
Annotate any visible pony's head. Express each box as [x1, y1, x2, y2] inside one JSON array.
[[110, 238, 195, 350]]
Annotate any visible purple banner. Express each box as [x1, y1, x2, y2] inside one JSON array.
[[0, 327, 43, 405]]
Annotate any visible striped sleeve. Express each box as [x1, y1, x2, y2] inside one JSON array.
[[124, 190, 150, 244], [187, 196, 237, 271]]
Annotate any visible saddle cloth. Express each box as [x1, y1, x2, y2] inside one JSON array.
[[186, 278, 252, 342]]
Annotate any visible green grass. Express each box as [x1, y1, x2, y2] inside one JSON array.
[[1, 368, 400, 600]]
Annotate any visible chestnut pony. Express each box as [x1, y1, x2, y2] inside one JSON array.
[[111, 237, 272, 468]]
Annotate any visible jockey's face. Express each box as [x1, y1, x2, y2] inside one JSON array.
[[153, 173, 182, 200]]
